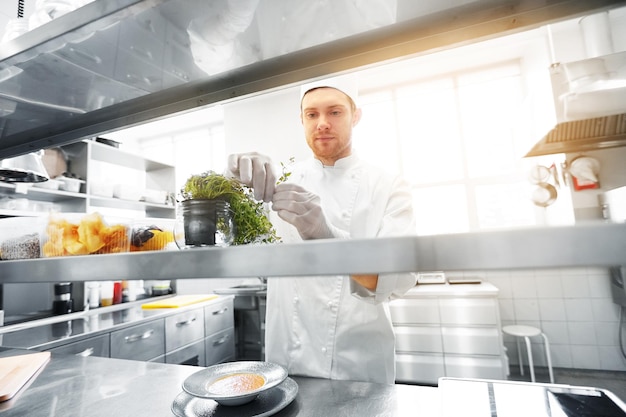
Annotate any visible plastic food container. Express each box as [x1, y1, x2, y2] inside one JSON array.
[[41, 212, 130, 257], [33, 179, 62, 190], [130, 220, 176, 252], [0, 217, 45, 260]]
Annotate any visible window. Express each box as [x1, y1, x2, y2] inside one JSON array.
[[356, 61, 563, 235]]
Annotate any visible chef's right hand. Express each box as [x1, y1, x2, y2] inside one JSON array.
[[225, 152, 277, 202]]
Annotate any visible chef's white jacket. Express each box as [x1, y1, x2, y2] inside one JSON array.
[[265, 154, 417, 384]]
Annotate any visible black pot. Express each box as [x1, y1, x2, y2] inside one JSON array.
[[181, 199, 232, 247]]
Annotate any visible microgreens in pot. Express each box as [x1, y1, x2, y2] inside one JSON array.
[[180, 171, 280, 245]]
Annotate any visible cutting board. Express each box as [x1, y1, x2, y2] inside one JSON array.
[[141, 294, 219, 309], [0, 351, 51, 402]]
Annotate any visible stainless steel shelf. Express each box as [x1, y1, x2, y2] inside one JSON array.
[[1, 0, 622, 158], [1, 223, 624, 284]]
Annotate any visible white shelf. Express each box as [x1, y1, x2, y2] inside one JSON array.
[[0, 140, 176, 219]]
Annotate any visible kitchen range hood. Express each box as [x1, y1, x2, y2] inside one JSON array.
[[524, 111, 626, 157], [526, 12, 626, 157], [525, 51, 626, 157]]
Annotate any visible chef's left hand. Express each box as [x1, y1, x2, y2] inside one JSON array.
[[271, 183, 345, 240]]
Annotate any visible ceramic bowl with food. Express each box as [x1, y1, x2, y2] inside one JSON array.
[[182, 361, 288, 406]]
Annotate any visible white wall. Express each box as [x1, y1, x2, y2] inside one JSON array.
[[223, 88, 311, 164]]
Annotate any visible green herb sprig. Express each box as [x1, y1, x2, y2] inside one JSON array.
[[277, 157, 295, 185]]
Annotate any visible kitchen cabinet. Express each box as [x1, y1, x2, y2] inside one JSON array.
[[390, 283, 506, 385], [0, 140, 176, 218], [2, 296, 236, 368]]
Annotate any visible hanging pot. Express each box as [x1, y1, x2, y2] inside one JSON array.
[[532, 183, 558, 207]]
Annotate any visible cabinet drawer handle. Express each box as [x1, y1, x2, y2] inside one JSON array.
[[213, 335, 230, 346], [125, 329, 154, 343], [76, 347, 94, 357], [176, 317, 197, 327], [212, 307, 228, 316], [68, 47, 102, 64], [125, 73, 157, 87], [130, 45, 154, 61]]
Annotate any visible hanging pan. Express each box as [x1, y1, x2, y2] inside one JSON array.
[[531, 183, 558, 207]]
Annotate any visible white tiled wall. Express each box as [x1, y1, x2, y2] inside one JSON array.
[[480, 267, 626, 372]]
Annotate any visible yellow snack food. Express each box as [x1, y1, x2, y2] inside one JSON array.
[[130, 226, 174, 251], [43, 213, 129, 257]]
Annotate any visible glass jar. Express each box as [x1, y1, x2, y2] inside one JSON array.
[[175, 199, 234, 248]]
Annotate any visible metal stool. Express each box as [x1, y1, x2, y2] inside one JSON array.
[[502, 325, 554, 383]]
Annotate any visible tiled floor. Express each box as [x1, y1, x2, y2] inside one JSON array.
[[508, 366, 626, 403]]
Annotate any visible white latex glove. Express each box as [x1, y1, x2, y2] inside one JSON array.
[[225, 152, 277, 202], [271, 183, 347, 240]]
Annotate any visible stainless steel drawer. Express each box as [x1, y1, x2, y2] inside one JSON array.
[[110, 319, 165, 361], [206, 328, 235, 366], [166, 339, 206, 367], [205, 298, 234, 336], [49, 334, 110, 358], [165, 307, 205, 352]]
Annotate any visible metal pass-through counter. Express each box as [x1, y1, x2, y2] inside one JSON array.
[[0, 348, 439, 417]]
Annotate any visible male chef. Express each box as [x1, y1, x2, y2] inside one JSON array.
[[226, 76, 416, 384]]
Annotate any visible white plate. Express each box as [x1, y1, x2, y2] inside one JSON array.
[[172, 377, 298, 417], [182, 361, 288, 406]]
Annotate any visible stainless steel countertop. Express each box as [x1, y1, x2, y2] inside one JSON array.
[[0, 295, 233, 351], [0, 348, 439, 417]]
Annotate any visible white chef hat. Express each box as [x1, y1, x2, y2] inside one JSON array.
[[299, 75, 359, 105]]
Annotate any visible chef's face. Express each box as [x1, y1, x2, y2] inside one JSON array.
[[300, 87, 362, 166]]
